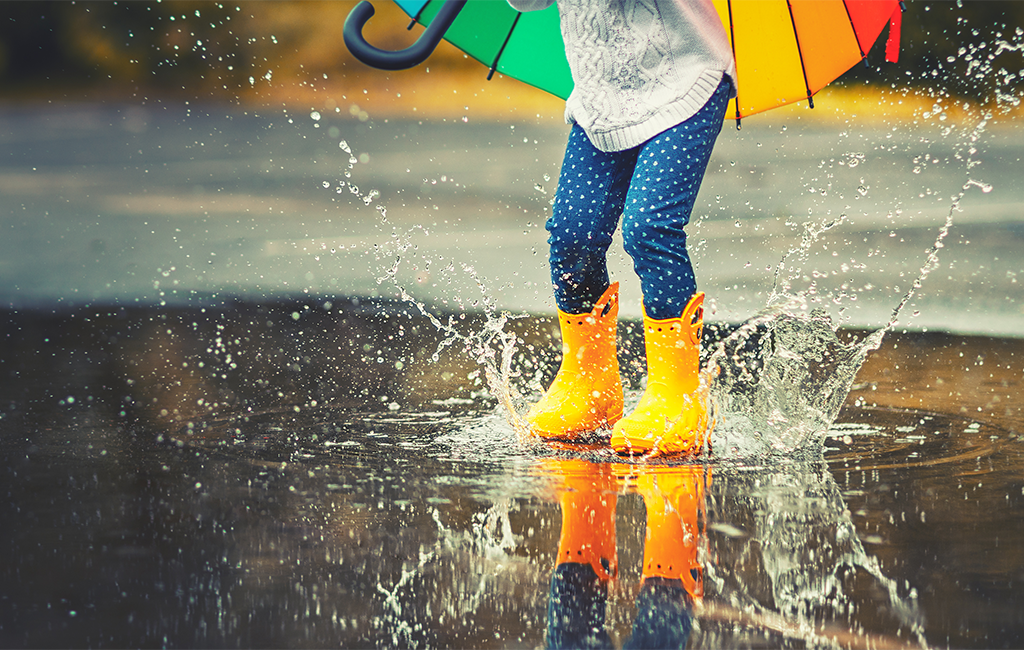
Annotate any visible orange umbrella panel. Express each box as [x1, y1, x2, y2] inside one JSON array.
[[714, 0, 903, 121]]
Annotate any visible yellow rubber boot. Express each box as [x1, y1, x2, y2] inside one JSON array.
[[636, 466, 708, 601], [527, 283, 623, 440], [611, 292, 710, 456]]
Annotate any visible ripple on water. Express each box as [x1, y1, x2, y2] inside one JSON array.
[[826, 405, 1015, 472]]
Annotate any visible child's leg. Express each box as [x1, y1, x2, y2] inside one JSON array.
[[527, 128, 637, 439], [548, 124, 638, 314], [528, 128, 638, 438], [621, 79, 731, 319], [611, 79, 731, 456]]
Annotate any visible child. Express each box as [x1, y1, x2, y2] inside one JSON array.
[[508, 0, 736, 455]]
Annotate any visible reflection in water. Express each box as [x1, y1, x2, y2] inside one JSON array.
[[1, 299, 1022, 648], [534, 458, 707, 649], [701, 458, 924, 649]]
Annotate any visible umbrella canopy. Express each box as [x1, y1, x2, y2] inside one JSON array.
[[718, 0, 903, 121], [345, 0, 903, 122]]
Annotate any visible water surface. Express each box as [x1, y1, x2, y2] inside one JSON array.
[[2, 298, 1021, 648]]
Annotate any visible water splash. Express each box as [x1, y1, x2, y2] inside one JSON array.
[[706, 152, 992, 460], [374, 542, 437, 648], [314, 130, 543, 448], [704, 37, 1005, 459], [391, 266, 534, 444], [770, 215, 850, 304], [706, 298, 886, 459], [699, 460, 927, 649], [885, 114, 993, 333]]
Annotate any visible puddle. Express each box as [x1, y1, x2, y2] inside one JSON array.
[[2, 299, 1022, 648]]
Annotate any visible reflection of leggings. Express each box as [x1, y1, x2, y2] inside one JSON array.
[[547, 78, 731, 320], [547, 564, 693, 650]]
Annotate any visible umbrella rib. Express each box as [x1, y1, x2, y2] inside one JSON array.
[[726, 0, 741, 126], [786, 0, 815, 109], [406, 2, 428, 30], [840, 0, 871, 67], [488, 12, 522, 80]]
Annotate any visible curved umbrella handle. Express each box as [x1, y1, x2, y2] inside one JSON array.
[[343, 0, 467, 71]]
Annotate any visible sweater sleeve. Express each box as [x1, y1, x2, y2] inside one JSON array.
[[507, 0, 554, 11]]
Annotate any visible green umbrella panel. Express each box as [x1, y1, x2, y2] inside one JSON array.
[[393, 0, 573, 99]]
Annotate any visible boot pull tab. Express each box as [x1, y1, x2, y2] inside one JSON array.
[[592, 282, 620, 319], [682, 292, 705, 346]]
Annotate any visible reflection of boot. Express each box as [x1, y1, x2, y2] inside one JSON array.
[[553, 462, 618, 583], [636, 466, 705, 597], [623, 465, 709, 650], [528, 283, 623, 440], [540, 459, 618, 649], [611, 292, 710, 457]]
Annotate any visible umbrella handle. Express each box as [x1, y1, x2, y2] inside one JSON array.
[[343, 0, 467, 71]]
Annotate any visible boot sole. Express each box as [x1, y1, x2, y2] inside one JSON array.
[[530, 409, 624, 442]]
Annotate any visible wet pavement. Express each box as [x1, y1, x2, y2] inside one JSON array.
[[1, 103, 1022, 332], [1, 101, 1024, 648]]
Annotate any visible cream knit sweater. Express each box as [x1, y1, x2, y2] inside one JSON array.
[[508, 0, 736, 152]]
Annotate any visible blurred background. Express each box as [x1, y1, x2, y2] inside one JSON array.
[[2, 0, 1022, 115], [2, 0, 1024, 330], [2, 1, 1023, 326], [0, 0, 566, 118]]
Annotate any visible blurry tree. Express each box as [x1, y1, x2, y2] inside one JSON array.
[[0, 3, 93, 86], [0, 1, 1020, 104], [0, 2, 252, 93], [0, 1, 472, 98]]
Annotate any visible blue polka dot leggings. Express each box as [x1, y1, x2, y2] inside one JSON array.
[[547, 78, 730, 320]]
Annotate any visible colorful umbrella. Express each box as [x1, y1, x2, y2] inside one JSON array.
[[344, 0, 904, 123]]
